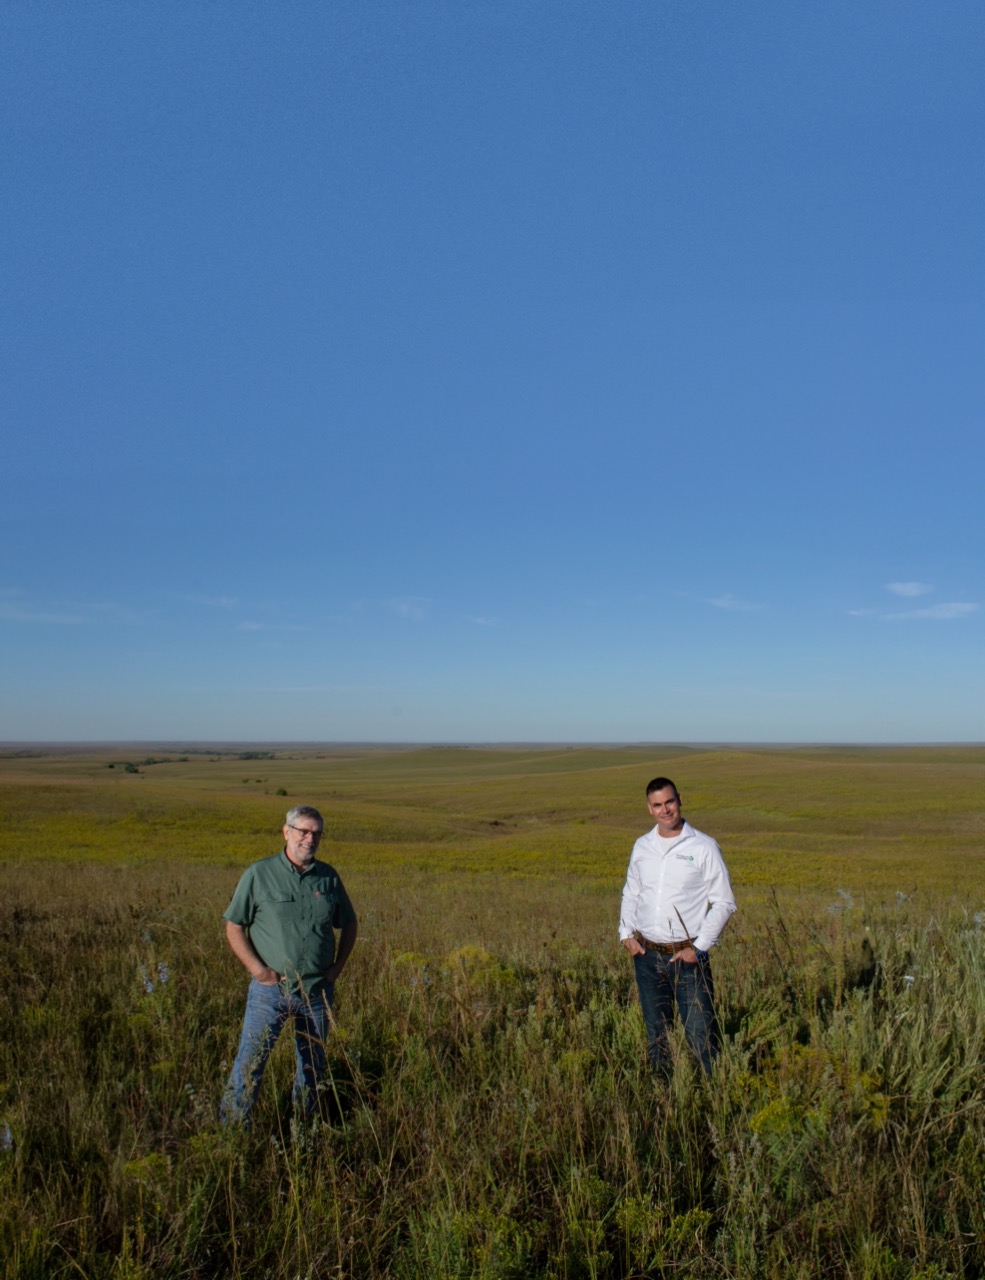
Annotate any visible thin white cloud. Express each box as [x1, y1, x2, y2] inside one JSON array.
[[886, 581, 933, 598], [852, 581, 979, 621], [254, 685, 333, 693], [88, 601, 154, 625], [239, 620, 305, 632], [0, 601, 84, 625], [886, 602, 980, 621], [467, 615, 499, 627], [250, 683, 385, 694], [187, 594, 239, 609], [0, 588, 155, 627], [387, 596, 429, 621], [707, 593, 757, 611], [343, 596, 430, 621]]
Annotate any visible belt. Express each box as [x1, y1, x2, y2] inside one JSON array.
[[635, 931, 694, 955]]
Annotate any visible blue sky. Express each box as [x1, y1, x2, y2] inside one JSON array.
[[2, 2, 983, 743]]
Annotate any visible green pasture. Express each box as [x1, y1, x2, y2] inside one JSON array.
[[0, 745, 982, 1279], [2, 742, 982, 893]]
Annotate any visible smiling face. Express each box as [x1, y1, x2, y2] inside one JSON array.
[[283, 817, 324, 870], [646, 785, 683, 837]]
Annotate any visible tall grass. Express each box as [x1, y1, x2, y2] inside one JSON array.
[[1, 746, 982, 1277], [1, 872, 982, 1279]]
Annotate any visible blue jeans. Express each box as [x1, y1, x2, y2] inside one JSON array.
[[221, 979, 333, 1127], [632, 949, 719, 1076]]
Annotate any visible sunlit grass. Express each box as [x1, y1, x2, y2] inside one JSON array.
[[1, 744, 982, 1277]]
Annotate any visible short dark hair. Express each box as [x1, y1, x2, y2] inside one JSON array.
[[645, 777, 679, 800]]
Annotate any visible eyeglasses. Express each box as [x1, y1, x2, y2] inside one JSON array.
[[288, 825, 323, 841]]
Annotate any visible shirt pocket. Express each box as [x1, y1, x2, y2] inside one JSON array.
[[668, 854, 704, 888], [309, 888, 337, 925], [258, 891, 296, 920]]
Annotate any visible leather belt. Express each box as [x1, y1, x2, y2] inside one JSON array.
[[635, 931, 694, 955]]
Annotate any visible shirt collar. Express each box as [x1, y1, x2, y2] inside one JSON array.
[[650, 819, 693, 845]]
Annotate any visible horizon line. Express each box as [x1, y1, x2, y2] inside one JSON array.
[[2, 739, 982, 751]]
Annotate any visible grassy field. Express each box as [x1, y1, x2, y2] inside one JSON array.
[[0, 744, 982, 1279]]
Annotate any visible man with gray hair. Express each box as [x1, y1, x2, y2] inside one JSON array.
[[221, 805, 357, 1127]]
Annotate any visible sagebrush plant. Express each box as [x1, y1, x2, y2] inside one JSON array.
[[0, 745, 982, 1278]]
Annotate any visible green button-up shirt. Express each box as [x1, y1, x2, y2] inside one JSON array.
[[224, 851, 357, 994]]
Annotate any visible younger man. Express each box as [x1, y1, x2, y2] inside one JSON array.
[[619, 777, 736, 1076]]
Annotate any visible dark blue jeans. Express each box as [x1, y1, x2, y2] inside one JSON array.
[[221, 978, 333, 1127], [632, 949, 720, 1076]]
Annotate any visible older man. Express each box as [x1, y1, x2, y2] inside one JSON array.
[[619, 777, 736, 1076], [221, 805, 357, 1127]]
